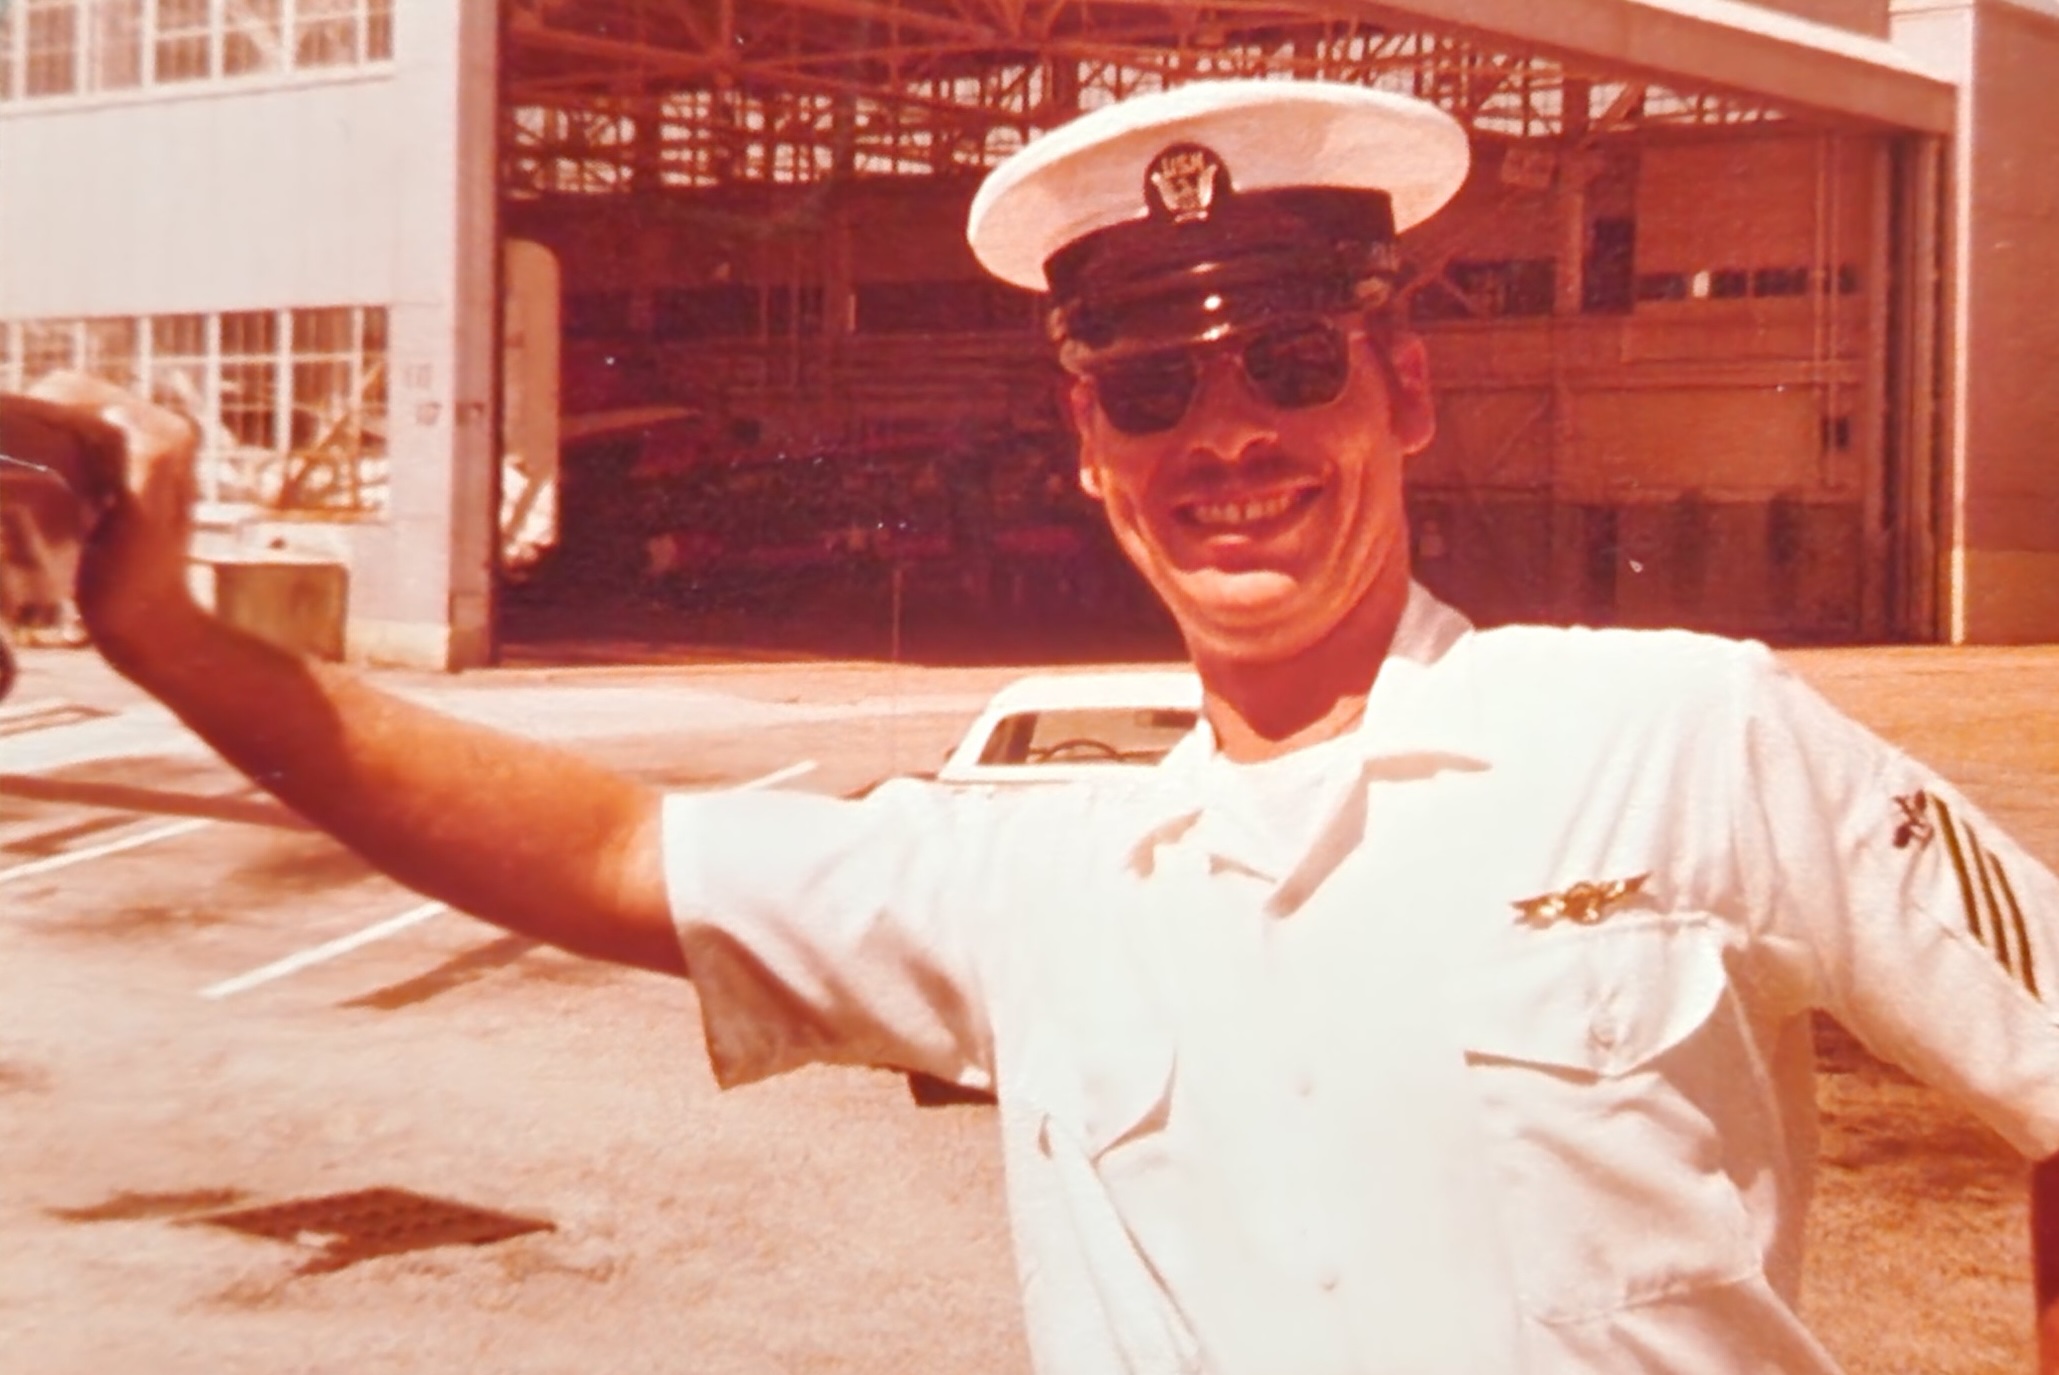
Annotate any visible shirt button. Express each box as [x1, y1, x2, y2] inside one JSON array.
[[1317, 1265, 1341, 1292], [1589, 1016, 1620, 1051], [1291, 1071, 1316, 1098]]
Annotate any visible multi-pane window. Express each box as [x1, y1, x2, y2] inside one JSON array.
[[0, 0, 394, 100], [8, 306, 389, 513]]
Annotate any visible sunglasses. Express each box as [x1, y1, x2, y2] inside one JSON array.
[[1084, 317, 1362, 437]]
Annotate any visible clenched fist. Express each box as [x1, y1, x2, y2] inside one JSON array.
[[8, 372, 207, 668]]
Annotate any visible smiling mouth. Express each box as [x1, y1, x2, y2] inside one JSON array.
[[1175, 484, 1322, 532]]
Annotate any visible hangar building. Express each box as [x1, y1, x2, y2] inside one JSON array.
[[1, 0, 2054, 666]]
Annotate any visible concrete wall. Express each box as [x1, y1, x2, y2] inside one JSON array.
[[353, 0, 499, 670], [1957, 0, 2059, 641], [1894, 0, 2059, 642], [0, 76, 399, 314]]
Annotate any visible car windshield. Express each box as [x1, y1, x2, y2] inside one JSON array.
[[977, 707, 1199, 767]]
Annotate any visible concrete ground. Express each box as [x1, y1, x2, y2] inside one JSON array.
[[2, 636, 2056, 1374]]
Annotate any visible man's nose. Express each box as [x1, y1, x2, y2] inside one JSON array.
[[1174, 350, 1278, 459]]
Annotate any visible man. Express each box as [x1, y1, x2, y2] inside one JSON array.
[[19, 79, 2059, 1374]]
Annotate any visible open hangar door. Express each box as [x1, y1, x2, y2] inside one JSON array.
[[495, 1, 1935, 654]]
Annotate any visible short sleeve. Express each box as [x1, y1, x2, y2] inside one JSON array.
[[662, 778, 1000, 1091], [1725, 641, 2059, 1158]]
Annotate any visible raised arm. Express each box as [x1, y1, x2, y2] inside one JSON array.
[[17, 373, 683, 977]]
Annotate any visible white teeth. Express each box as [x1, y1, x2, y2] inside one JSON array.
[[1188, 491, 1300, 528]]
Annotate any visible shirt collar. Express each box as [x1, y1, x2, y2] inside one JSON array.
[[1126, 581, 1491, 875]]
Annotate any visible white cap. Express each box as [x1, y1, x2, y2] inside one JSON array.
[[967, 79, 1471, 295]]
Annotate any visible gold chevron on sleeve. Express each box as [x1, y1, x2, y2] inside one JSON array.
[[1930, 795, 2040, 1001], [1985, 844, 2039, 1000]]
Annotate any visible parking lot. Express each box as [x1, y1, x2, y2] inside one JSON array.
[[3, 639, 2057, 1374]]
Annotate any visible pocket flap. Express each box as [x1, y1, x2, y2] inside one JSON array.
[[1452, 918, 1727, 1078], [1022, 1030, 1178, 1160]]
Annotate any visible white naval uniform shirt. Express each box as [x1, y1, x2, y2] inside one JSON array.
[[663, 585, 2059, 1375]]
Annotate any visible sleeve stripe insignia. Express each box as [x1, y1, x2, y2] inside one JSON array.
[[1929, 793, 2040, 1000]]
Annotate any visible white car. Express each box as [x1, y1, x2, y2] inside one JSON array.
[[933, 668, 1203, 787], [900, 667, 1202, 1108]]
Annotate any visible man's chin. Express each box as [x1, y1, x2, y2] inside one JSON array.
[[1171, 565, 1300, 613], [1165, 571, 1325, 659]]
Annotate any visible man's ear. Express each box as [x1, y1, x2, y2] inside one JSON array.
[[1065, 378, 1107, 501], [1384, 334, 1437, 457]]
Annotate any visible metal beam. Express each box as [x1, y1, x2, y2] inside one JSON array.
[[1345, 0, 1955, 133]]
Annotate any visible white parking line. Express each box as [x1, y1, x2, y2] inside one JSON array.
[[201, 900, 447, 1000], [0, 816, 215, 887], [1, 704, 200, 773], [199, 758, 820, 1000], [740, 758, 817, 791]]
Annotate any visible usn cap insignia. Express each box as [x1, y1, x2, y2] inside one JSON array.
[[1511, 874, 1649, 928], [1144, 142, 1230, 223]]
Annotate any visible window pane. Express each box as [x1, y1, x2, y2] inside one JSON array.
[[149, 311, 205, 357], [89, 0, 142, 91], [221, 0, 281, 76], [291, 305, 353, 354], [293, 0, 356, 68], [220, 308, 278, 355], [366, 0, 392, 60], [152, 0, 212, 81], [219, 361, 278, 449], [147, 358, 205, 411], [290, 358, 352, 447], [24, 0, 80, 97], [146, 312, 207, 411], [1, 4, 16, 102], [21, 319, 79, 380], [83, 316, 139, 386], [361, 361, 387, 458]]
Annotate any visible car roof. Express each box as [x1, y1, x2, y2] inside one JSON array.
[[975, 668, 1201, 716]]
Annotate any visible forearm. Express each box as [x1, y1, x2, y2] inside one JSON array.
[[2037, 1155, 2059, 1373], [105, 598, 681, 974]]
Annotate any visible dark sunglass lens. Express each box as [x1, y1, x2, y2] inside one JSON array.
[[1094, 354, 1198, 436], [1241, 321, 1351, 411]]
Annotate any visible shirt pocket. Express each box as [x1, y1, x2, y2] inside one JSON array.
[[1016, 1032, 1202, 1372], [1449, 914, 1763, 1323], [1022, 1028, 1180, 1170]]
